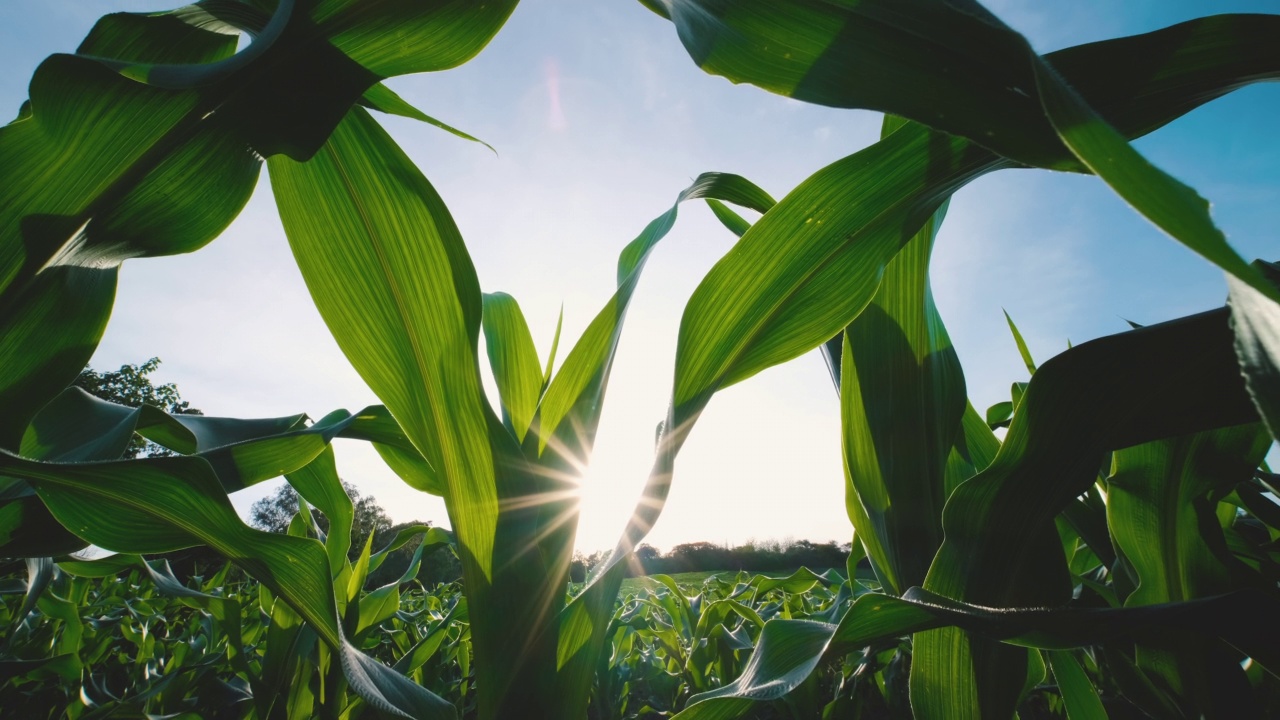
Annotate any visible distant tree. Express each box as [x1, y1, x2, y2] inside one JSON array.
[[633, 544, 663, 575], [74, 357, 201, 458], [569, 549, 610, 582]]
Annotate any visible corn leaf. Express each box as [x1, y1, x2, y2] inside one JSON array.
[[0, 269, 117, 451], [914, 308, 1262, 718], [285, 446, 353, 579], [1030, 56, 1279, 303], [537, 173, 776, 458], [1047, 651, 1108, 720], [270, 106, 497, 578], [361, 82, 496, 154], [1003, 310, 1037, 375], [676, 586, 1280, 719], [642, 3, 1280, 171], [839, 189, 962, 596], [339, 404, 442, 495], [1227, 261, 1280, 442], [551, 174, 776, 718], [1, 0, 520, 450], [1106, 424, 1271, 713], [482, 292, 544, 443], [271, 106, 553, 718], [0, 451, 341, 644]]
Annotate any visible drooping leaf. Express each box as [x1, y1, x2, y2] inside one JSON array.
[[0, 451, 342, 646], [675, 586, 1280, 719], [340, 404, 442, 495], [642, 3, 1280, 172], [1030, 56, 1278, 303], [914, 308, 1262, 718], [340, 636, 458, 720]]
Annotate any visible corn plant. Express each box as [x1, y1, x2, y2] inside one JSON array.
[[6, 0, 1280, 718], [622, 2, 1280, 718]]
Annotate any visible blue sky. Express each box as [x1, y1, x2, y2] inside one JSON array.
[[2, 0, 1277, 552]]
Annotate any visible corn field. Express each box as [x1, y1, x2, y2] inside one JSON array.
[[2, 0, 1279, 718]]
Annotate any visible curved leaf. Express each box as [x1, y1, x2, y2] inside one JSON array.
[[914, 308, 1262, 718], [0, 451, 341, 646], [676, 586, 1280, 719], [644, 3, 1280, 170], [552, 174, 776, 717]]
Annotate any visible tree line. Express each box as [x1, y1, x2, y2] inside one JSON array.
[[571, 538, 852, 582]]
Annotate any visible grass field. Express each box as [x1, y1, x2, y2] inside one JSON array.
[[619, 568, 845, 594]]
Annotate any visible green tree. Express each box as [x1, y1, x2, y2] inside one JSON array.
[[73, 357, 201, 458]]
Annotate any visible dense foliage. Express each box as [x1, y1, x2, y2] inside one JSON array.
[[0, 556, 866, 719], [3, 1, 1280, 718]]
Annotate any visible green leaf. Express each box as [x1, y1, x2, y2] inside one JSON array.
[[644, 4, 1280, 170], [138, 556, 256, 690], [482, 292, 545, 442], [1003, 310, 1037, 375], [914, 307, 1262, 718], [340, 637, 458, 720], [839, 186, 963, 595], [1, 0, 522, 448], [550, 174, 776, 718], [20, 386, 308, 462], [1106, 424, 1270, 713], [9, 557, 53, 631], [392, 598, 466, 675], [1227, 261, 1280, 442], [1030, 56, 1279, 304], [361, 82, 496, 154], [0, 451, 342, 646], [675, 619, 837, 719], [311, 0, 519, 77], [985, 401, 1014, 430], [1109, 426, 1269, 608], [673, 122, 968, 413], [270, 106, 497, 578], [340, 405, 442, 495], [77, 5, 240, 65], [1047, 651, 1108, 720], [285, 446, 353, 578], [18, 385, 349, 493], [677, 587, 1280, 719], [705, 198, 751, 238], [272, 107, 544, 719], [537, 172, 776, 457], [0, 268, 117, 451]]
